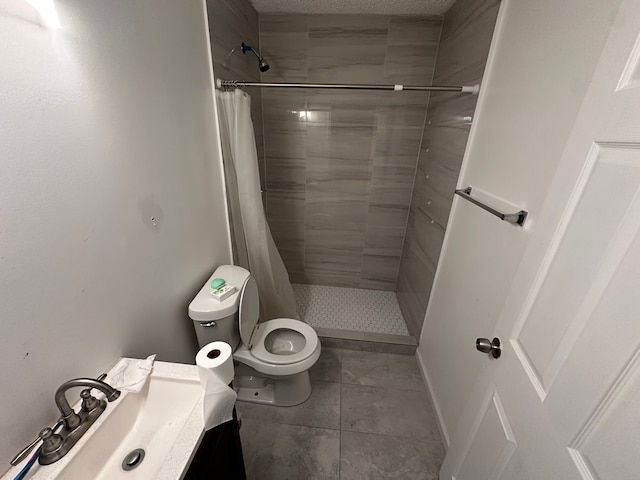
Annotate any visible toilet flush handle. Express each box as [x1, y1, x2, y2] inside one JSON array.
[[200, 321, 217, 327]]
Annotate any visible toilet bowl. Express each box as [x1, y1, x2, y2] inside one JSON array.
[[189, 265, 321, 406], [233, 319, 321, 375]]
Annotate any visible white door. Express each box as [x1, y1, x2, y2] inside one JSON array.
[[441, 1, 640, 478]]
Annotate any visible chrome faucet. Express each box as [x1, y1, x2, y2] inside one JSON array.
[[55, 377, 120, 430], [10, 375, 121, 466]]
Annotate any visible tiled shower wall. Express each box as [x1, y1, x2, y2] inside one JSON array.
[[206, 0, 266, 197], [260, 15, 442, 290], [397, 0, 501, 337]]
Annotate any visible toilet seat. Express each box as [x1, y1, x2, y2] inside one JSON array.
[[236, 276, 320, 370], [233, 338, 321, 377], [249, 318, 319, 365]]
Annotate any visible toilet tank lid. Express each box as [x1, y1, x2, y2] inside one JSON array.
[[188, 265, 250, 322]]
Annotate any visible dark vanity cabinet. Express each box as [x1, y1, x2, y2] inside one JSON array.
[[183, 408, 246, 479]]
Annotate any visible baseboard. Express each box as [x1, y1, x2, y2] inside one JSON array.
[[416, 348, 450, 448]]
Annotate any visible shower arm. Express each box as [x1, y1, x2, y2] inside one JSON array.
[[225, 43, 270, 72], [243, 46, 262, 62]]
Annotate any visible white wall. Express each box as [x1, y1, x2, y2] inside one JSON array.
[[417, 0, 622, 445], [0, 0, 231, 471]]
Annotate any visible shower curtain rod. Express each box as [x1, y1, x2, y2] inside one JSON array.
[[217, 79, 480, 94]]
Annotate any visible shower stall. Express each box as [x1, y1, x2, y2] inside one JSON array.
[[207, 0, 500, 344]]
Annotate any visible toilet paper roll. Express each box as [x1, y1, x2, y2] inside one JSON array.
[[196, 341, 235, 387], [195, 342, 237, 431]]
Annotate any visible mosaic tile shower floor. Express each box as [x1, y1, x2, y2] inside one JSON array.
[[292, 284, 410, 336]]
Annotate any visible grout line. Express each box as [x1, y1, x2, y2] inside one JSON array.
[[340, 381, 427, 394], [240, 415, 342, 432], [340, 428, 434, 442]]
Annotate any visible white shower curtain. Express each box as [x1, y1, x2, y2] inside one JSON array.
[[216, 89, 299, 321]]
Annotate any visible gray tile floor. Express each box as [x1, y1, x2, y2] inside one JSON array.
[[237, 348, 444, 479]]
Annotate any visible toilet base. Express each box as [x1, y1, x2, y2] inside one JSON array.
[[233, 364, 312, 406]]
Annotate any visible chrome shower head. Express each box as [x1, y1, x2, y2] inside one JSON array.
[[258, 58, 270, 72], [241, 42, 270, 73]]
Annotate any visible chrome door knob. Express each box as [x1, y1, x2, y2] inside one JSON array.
[[476, 337, 501, 359]]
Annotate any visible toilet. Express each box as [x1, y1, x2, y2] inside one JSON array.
[[189, 265, 321, 406]]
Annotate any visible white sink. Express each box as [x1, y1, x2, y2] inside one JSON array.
[[58, 375, 201, 479], [4, 360, 208, 480]]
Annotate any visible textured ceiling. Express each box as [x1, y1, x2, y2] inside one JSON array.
[[249, 0, 456, 16]]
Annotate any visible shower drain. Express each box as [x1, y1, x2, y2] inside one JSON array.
[[122, 448, 145, 471]]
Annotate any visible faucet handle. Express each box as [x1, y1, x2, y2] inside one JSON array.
[[80, 389, 101, 413], [39, 427, 63, 455], [10, 420, 63, 466]]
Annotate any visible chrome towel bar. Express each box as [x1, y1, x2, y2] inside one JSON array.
[[454, 187, 528, 227]]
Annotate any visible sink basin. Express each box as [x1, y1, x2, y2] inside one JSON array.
[[57, 375, 201, 479], [3, 360, 208, 480]]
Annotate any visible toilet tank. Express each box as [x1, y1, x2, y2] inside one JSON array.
[[188, 265, 251, 350]]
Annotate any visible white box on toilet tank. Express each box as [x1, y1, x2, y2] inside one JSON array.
[[188, 265, 251, 350]]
